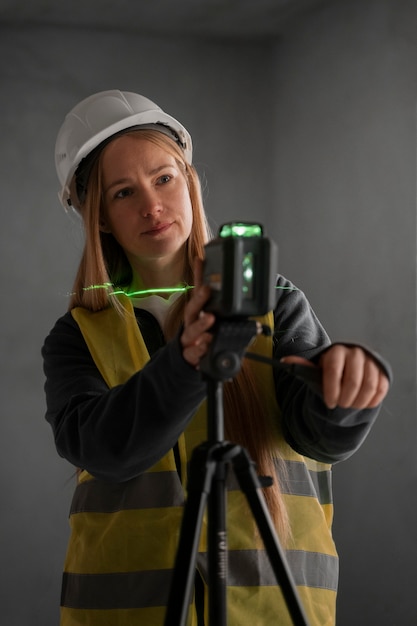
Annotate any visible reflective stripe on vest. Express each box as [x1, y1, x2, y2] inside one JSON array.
[[61, 549, 338, 608], [64, 295, 338, 626]]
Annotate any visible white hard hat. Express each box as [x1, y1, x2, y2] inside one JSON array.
[[55, 89, 193, 210]]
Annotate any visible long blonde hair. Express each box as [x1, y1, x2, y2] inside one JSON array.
[[69, 129, 290, 542]]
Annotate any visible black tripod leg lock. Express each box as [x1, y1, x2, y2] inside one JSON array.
[[258, 475, 274, 488]]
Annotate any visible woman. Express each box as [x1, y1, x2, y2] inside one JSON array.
[[43, 89, 390, 626]]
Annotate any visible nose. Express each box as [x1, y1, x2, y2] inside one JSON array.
[[140, 186, 163, 218]]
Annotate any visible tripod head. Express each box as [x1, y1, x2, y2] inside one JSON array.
[[199, 318, 269, 381]]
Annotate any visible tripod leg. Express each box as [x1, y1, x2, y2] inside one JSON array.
[[164, 444, 218, 626], [205, 379, 228, 625], [207, 461, 228, 626], [232, 448, 311, 626]]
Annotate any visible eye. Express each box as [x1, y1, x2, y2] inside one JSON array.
[[157, 174, 172, 185], [114, 187, 133, 199]]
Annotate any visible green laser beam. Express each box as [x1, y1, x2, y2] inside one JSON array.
[[68, 283, 299, 298]]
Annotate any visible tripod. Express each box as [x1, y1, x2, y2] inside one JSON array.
[[164, 320, 311, 626]]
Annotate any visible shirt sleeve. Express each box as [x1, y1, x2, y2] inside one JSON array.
[[272, 275, 390, 464], [42, 312, 207, 481]]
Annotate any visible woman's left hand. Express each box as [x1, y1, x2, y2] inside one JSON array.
[[281, 345, 390, 410]]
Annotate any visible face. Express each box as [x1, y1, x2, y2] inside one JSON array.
[[100, 133, 193, 285]]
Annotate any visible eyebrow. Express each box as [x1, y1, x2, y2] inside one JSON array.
[[104, 164, 176, 195]]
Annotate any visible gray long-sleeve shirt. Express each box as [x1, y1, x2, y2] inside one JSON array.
[[42, 275, 390, 481]]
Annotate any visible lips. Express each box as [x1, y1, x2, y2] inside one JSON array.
[[142, 222, 173, 236]]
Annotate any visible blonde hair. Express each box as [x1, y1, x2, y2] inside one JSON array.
[[69, 129, 290, 543]]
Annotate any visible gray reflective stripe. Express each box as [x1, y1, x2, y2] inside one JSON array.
[[281, 460, 333, 505], [224, 459, 332, 505], [71, 462, 331, 513], [62, 569, 177, 609], [286, 550, 338, 590], [200, 549, 338, 591], [62, 550, 338, 609], [70, 472, 184, 514]]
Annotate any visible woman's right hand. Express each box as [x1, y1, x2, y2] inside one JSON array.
[[181, 260, 216, 368]]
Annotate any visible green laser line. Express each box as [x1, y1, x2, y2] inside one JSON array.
[[82, 282, 113, 291], [68, 283, 299, 298], [68, 284, 194, 298], [122, 286, 194, 298]]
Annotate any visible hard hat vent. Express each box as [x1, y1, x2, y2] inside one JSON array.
[[84, 94, 135, 133]]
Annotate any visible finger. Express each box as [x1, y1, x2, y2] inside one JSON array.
[[319, 345, 346, 409], [181, 309, 215, 349], [345, 357, 381, 409], [335, 347, 366, 408], [182, 328, 214, 366], [363, 370, 390, 408]]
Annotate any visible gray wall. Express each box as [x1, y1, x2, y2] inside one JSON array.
[[0, 1, 415, 624], [273, 3, 416, 624]]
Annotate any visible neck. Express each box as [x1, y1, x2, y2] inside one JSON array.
[[129, 253, 187, 298]]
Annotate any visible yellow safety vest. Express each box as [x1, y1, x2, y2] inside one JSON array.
[[62, 295, 338, 626]]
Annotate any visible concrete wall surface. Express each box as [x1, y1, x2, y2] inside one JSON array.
[[273, 2, 416, 624]]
